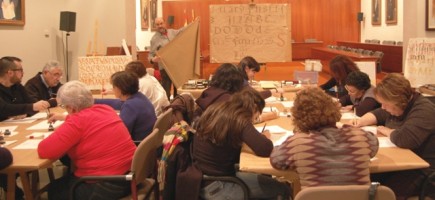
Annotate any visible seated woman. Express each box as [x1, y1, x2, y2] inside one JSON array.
[[237, 56, 283, 98], [270, 87, 379, 189], [340, 71, 380, 116], [38, 81, 136, 200], [193, 88, 290, 199], [95, 71, 156, 141], [355, 73, 435, 199], [320, 55, 360, 99]]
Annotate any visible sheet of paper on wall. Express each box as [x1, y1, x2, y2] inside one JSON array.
[[12, 139, 43, 150], [26, 120, 64, 131], [378, 137, 397, 148]]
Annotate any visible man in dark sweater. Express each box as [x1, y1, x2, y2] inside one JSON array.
[[25, 60, 63, 107], [0, 57, 50, 121]]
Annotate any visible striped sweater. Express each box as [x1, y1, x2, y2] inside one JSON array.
[[270, 125, 379, 189]]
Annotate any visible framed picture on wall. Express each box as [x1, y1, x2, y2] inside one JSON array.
[[140, 0, 149, 30], [150, 0, 158, 31], [426, 0, 435, 30], [0, 0, 25, 26], [385, 0, 397, 24], [372, 0, 381, 25]]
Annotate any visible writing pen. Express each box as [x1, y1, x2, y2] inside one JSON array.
[[261, 123, 267, 133]]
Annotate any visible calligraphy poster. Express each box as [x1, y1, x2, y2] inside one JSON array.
[[209, 4, 292, 63], [78, 56, 132, 90], [404, 38, 435, 87]]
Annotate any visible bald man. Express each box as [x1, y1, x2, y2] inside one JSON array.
[[148, 17, 184, 100]]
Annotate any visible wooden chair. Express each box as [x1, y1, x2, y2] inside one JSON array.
[[294, 183, 396, 200], [153, 107, 174, 142], [69, 128, 161, 200]]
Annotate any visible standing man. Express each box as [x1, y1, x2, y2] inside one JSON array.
[[25, 60, 63, 107], [0, 56, 50, 120], [148, 17, 183, 100]]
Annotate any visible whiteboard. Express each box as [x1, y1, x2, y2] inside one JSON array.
[[209, 4, 292, 63]]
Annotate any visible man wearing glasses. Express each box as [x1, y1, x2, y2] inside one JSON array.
[[25, 60, 63, 107], [0, 56, 50, 121]]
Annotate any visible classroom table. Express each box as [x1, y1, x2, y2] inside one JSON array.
[[0, 108, 65, 200], [239, 97, 430, 197]]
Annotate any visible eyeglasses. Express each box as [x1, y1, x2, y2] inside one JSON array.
[[59, 104, 66, 109], [12, 68, 23, 72]]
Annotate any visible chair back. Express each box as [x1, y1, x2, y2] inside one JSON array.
[[294, 70, 319, 85], [294, 185, 396, 200], [131, 128, 160, 184], [153, 108, 174, 142]]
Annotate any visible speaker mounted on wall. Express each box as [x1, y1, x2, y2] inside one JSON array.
[[357, 12, 364, 22], [60, 11, 76, 32]]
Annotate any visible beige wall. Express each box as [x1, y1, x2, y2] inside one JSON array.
[[360, 0, 404, 43], [0, 0, 136, 83]]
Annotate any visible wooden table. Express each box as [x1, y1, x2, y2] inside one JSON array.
[[0, 109, 63, 200], [239, 97, 430, 197]]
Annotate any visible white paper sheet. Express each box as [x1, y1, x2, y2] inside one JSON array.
[[341, 112, 359, 120], [262, 106, 279, 113], [26, 120, 63, 131], [0, 125, 18, 132], [280, 101, 294, 108], [27, 132, 52, 139], [3, 112, 47, 124], [0, 140, 17, 147], [378, 137, 397, 148], [255, 125, 294, 146], [361, 126, 377, 134], [12, 139, 43, 149]]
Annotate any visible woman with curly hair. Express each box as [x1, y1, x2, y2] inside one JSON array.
[[270, 87, 379, 189], [320, 55, 360, 99], [193, 88, 290, 199]]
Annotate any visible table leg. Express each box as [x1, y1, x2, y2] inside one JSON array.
[[6, 172, 15, 200], [19, 171, 34, 200]]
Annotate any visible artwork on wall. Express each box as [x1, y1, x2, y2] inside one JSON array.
[[385, 0, 397, 24], [371, 0, 381, 25], [426, 0, 435, 30], [372, 0, 381, 25], [150, 0, 158, 31], [0, 0, 25, 25], [140, 0, 149, 30]]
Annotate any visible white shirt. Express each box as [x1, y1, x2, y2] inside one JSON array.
[[139, 74, 170, 116]]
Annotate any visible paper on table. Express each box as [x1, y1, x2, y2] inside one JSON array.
[[378, 137, 397, 148], [3, 112, 47, 124], [26, 120, 64, 131], [12, 139, 43, 149], [361, 126, 377, 134], [255, 125, 293, 146], [0, 125, 18, 132], [262, 107, 279, 113], [265, 96, 278, 103], [0, 140, 17, 147], [341, 112, 360, 120], [280, 101, 294, 108], [259, 81, 276, 89]]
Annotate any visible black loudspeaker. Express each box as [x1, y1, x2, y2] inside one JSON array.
[[60, 11, 76, 32], [167, 15, 174, 26], [357, 12, 364, 22]]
